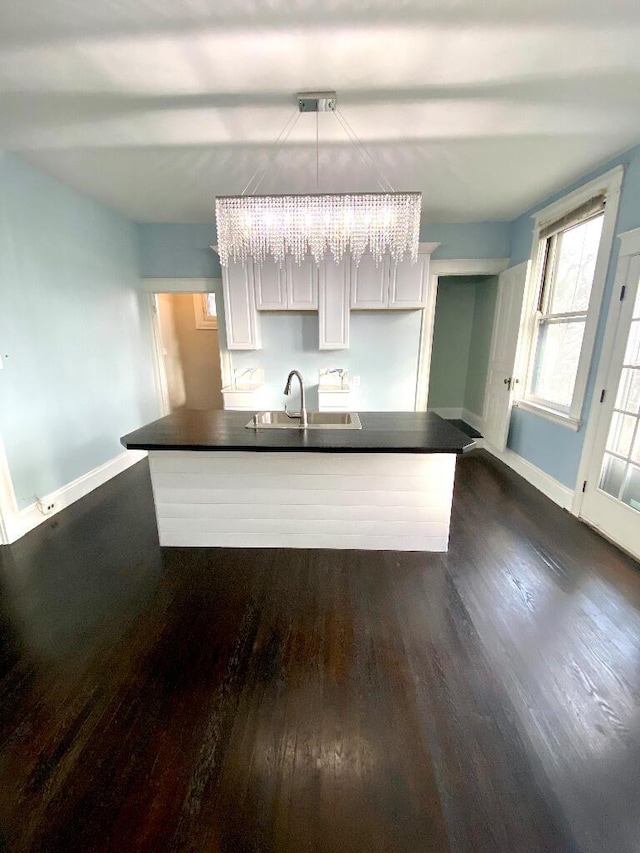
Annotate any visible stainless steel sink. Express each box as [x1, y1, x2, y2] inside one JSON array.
[[246, 411, 362, 430]]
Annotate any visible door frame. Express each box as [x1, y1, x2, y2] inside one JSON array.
[[143, 278, 231, 416], [572, 225, 640, 517], [148, 293, 171, 417], [414, 257, 510, 411], [0, 433, 17, 546]]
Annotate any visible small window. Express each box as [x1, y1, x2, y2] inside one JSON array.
[[517, 166, 623, 428], [194, 293, 217, 329]]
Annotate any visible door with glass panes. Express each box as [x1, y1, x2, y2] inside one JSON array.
[[581, 253, 640, 560]]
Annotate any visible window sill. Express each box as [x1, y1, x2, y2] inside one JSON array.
[[514, 399, 582, 431]]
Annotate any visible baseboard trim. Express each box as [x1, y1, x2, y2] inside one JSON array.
[[431, 407, 484, 435], [486, 446, 574, 510], [432, 407, 464, 420], [3, 450, 147, 544], [461, 409, 484, 433]]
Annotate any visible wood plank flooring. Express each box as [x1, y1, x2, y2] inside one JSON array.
[[1, 450, 639, 852]]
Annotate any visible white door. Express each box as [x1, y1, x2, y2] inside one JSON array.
[[483, 262, 529, 451], [580, 254, 640, 560]]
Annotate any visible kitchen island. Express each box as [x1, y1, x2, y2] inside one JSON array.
[[121, 410, 473, 551]]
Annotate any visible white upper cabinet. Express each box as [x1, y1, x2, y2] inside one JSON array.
[[286, 256, 318, 310], [221, 260, 262, 350], [254, 258, 287, 310], [254, 256, 319, 311], [319, 259, 350, 350], [350, 255, 390, 308], [218, 242, 438, 353], [350, 248, 434, 310], [389, 253, 430, 309]]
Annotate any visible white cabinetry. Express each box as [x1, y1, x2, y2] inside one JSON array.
[[350, 255, 390, 308], [253, 258, 287, 310], [219, 243, 438, 352], [319, 260, 350, 350], [254, 256, 319, 311], [389, 254, 430, 309], [350, 248, 434, 310], [286, 256, 318, 309], [221, 260, 261, 350]]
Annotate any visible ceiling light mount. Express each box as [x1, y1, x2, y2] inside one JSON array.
[[297, 91, 337, 113]]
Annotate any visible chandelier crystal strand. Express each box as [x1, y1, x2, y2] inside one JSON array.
[[215, 193, 422, 268]]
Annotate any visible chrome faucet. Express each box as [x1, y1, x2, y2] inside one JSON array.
[[283, 370, 307, 427]]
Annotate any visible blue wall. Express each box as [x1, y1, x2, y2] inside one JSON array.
[[232, 311, 423, 412], [507, 143, 640, 488], [138, 220, 512, 277], [423, 222, 511, 260], [0, 152, 159, 509], [428, 277, 477, 409], [139, 223, 221, 278]]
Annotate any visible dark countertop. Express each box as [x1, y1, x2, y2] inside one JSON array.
[[121, 410, 474, 454]]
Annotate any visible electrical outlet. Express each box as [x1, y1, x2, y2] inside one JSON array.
[[36, 499, 56, 515], [352, 375, 361, 386]]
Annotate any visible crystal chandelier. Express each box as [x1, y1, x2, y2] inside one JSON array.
[[215, 92, 422, 268], [216, 192, 421, 269]]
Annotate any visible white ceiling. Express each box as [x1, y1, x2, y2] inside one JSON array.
[[2, 0, 640, 223]]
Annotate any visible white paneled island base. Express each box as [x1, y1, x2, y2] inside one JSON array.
[[149, 450, 457, 551]]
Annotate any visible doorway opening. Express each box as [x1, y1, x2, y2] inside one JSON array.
[[427, 274, 499, 438], [154, 293, 223, 413]]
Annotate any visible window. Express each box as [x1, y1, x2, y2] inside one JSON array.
[[517, 167, 623, 428], [193, 293, 217, 329], [530, 210, 604, 409]]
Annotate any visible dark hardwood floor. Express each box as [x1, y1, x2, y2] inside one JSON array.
[[1, 451, 639, 852]]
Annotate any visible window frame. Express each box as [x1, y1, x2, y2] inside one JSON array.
[[193, 292, 218, 329], [515, 165, 624, 429]]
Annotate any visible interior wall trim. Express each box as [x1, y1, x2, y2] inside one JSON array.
[[0, 435, 18, 546], [141, 277, 221, 293], [2, 449, 147, 545], [431, 407, 465, 420], [415, 258, 511, 412], [486, 445, 574, 510], [461, 409, 484, 433]]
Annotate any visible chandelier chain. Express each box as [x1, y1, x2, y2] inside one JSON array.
[[241, 108, 301, 196], [333, 108, 395, 193]]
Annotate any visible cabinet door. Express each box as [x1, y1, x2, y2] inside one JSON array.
[[222, 261, 262, 350], [389, 253, 429, 309], [254, 258, 287, 310], [319, 260, 350, 350], [286, 256, 318, 309], [350, 254, 390, 308]]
